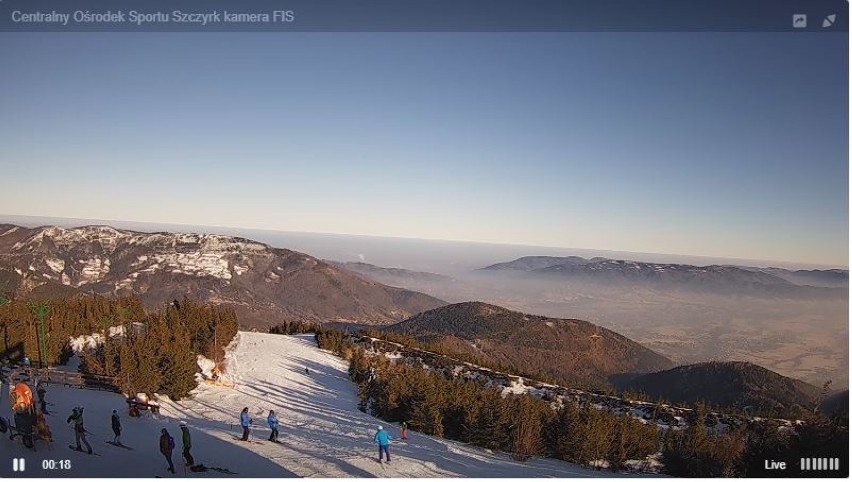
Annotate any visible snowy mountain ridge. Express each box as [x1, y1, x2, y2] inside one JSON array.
[[481, 255, 847, 296], [0, 224, 446, 326], [3, 224, 273, 286]]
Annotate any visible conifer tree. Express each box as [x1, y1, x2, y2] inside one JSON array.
[[547, 402, 581, 461], [467, 392, 510, 450], [511, 397, 544, 461]]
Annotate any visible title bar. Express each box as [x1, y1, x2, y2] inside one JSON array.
[[0, 0, 847, 32]]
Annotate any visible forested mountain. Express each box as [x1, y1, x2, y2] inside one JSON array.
[[615, 361, 822, 413], [386, 301, 674, 387]]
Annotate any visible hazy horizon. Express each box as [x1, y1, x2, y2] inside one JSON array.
[[3, 211, 845, 387], [0, 213, 845, 272], [1, 33, 847, 267]]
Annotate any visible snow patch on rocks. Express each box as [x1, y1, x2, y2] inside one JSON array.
[[46, 257, 65, 273], [75, 257, 111, 286], [150, 252, 232, 280]]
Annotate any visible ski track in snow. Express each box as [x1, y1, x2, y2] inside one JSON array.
[[0, 332, 656, 478]]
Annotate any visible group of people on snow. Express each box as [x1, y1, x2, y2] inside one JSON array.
[[237, 407, 406, 465], [62, 403, 195, 474], [158, 422, 194, 474], [239, 407, 279, 443], [59, 400, 410, 473]]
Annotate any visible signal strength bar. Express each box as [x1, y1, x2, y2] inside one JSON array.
[[800, 457, 841, 471]]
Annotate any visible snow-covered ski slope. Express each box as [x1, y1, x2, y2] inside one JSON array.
[[0, 332, 657, 478]]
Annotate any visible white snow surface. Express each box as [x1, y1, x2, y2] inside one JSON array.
[[0, 332, 654, 478], [150, 252, 232, 280], [68, 324, 146, 353], [75, 257, 111, 286], [2, 226, 286, 287], [45, 257, 65, 273], [197, 355, 216, 379], [68, 332, 108, 352]]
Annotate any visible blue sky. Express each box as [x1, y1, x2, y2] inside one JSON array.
[[0, 32, 847, 266]]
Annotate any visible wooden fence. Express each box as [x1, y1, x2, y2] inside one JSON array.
[[7, 367, 119, 392]]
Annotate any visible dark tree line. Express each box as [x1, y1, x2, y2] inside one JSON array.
[[313, 329, 659, 472], [303, 325, 848, 476], [358, 329, 572, 388], [736, 410, 849, 477], [80, 296, 239, 399], [0, 295, 147, 366], [0, 295, 238, 400], [269, 319, 322, 336], [661, 402, 849, 477], [660, 402, 747, 476]]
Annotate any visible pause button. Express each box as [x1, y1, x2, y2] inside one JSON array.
[[11, 458, 25, 472]]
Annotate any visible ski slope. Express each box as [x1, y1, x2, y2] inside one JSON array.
[[0, 332, 656, 478]]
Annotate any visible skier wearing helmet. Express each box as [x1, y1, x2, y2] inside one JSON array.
[[374, 424, 391, 464]]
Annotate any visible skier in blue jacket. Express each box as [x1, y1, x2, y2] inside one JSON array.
[[267, 410, 279, 442], [374, 425, 391, 463], [240, 407, 251, 441]]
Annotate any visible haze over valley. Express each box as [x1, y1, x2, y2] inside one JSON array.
[[1, 216, 847, 389], [342, 256, 848, 388]]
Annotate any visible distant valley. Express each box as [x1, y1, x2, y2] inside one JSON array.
[[328, 261, 469, 303], [335, 255, 848, 388], [0, 222, 846, 392], [330, 261, 455, 286]]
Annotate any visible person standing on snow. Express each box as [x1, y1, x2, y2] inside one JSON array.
[[36, 383, 48, 414], [240, 407, 251, 441], [66, 407, 92, 454], [400, 421, 408, 440], [374, 425, 391, 463], [159, 428, 176, 474], [111, 409, 122, 445], [180, 422, 195, 466], [267, 410, 279, 442]]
